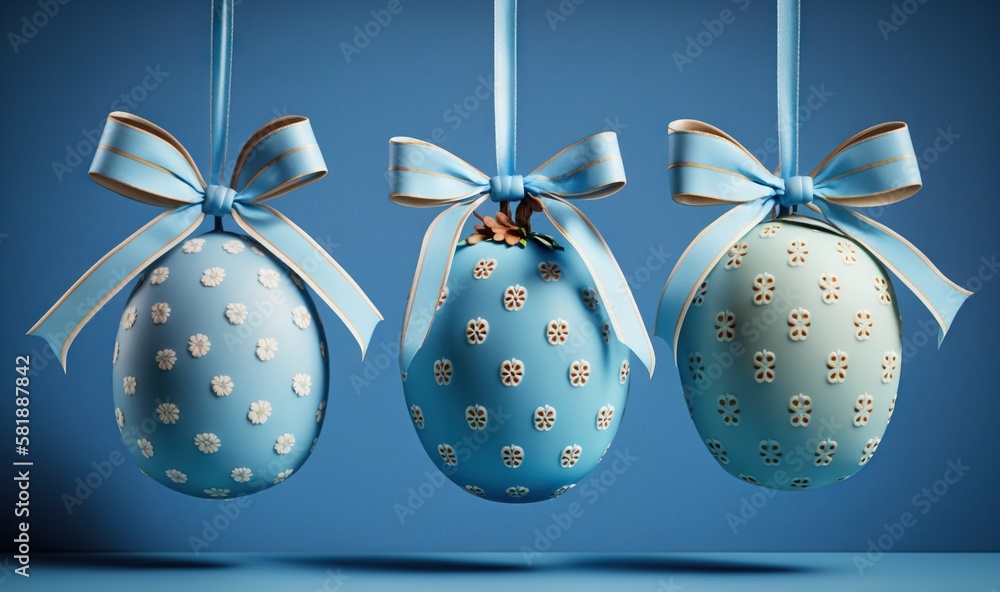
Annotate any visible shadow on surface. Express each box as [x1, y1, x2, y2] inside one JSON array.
[[39, 553, 235, 570]]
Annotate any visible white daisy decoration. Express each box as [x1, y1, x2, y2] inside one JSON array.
[[182, 238, 206, 253], [231, 467, 253, 483], [251, 245, 265, 256], [291, 306, 312, 329], [150, 266, 169, 284], [222, 240, 245, 254], [316, 400, 326, 423], [200, 267, 226, 287], [194, 432, 221, 454], [123, 375, 137, 395], [120, 306, 137, 330], [258, 268, 281, 289], [292, 373, 312, 396], [256, 337, 278, 361], [273, 469, 293, 484], [150, 302, 171, 324], [211, 375, 234, 397], [204, 487, 229, 498], [115, 407, 124, 429], [165, 469, 187, 483], [187, 333, 211, 357], [156, 402, 180, 424], [248, 400, 272, 425], [137, 438, 154, 459], [275, 433, 296, 455], [290, 272, 304, 290], [112, 341, 119, 365], [225, 302, 248, 325], [155, 349, 177, 371]]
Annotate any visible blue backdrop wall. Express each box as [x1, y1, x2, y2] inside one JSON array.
[[1, 0, 997, 554]]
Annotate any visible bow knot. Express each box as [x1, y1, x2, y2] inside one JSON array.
[[489, 174, 525, 202], [203, 184, 237, 216], [780, 175, 813, 207]]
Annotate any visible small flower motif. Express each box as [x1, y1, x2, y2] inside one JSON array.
[[551, 484, 575, 497], [436, 286, 449, 310], [113, 341, 119, 365], [433, 358, 453, 385], [789, 394, 812, 427], [150, 266, 169, 284], [291, 306, 312, 329], [251, 245, 265, 256], [201, 267, 226, 287], [156, 349, 177, 371], [316, 400, 326, 423], [887, 393, 897, 424], [787, 240, 808, 266], [211, 375, 234, 397], [706, 439, 729, 464], [311, 438, 318, 453], [473, 258, 497, 279], [534, 405, 557, 431], [787, 307, 811, 341], [123, 375, 137, 395], [854, 309, 873, 340], [602, 322, 610, 343], [273, 469, 293, 484], [693, 281, 709, 307], [506, 485, 529, 498], [290, 373, 312, 396], [538, 262, 562, 281], [760, 224, 780, 238], [204, 487, 229, 498], [738, 474, 760, 485], [320, 341, 326, 359], [599, 443, 612, 463], [684, 392, 694, 417], [569, 360, 591, 387], [258, 268, 281, 289], [194, 432, 221, 454], [752, 273, 776, 305], [859, 437, 880, 466], [753, 349, 776, 383], [466, 317, 489, 344], [226, 302, 248, 325], [688, 353, 705, 383], [187, 333, 211, 357], [156, 402, 179, 424], [465, 485, 485, 497], [500, 358, 524, 386], [546, 319, 569, 345], [789, 477, 812, 489], [882, 351, 899, 383], [759, 439, 783, 466], [820, 272, 841, 303], [165, 469, 187, 484], [596, 405, 615, 430], [725, 242, 749, 269], [503, 284, 528, 311], [581, 288, 600, 310], [182, 238, 205, 253], [854, 393, 874, 426], [150, 302, 171, 324], [466, 405, 488, 430], [121, 306, 137, 330], [620, 360, 631, 384], [827, 350, 849, 383], [714, 309, 736, 342], [248, 400, 272, 425], [814, 439, 838, 466], [256, 337, 278, 361], [438, 443, 458, 466], [560, 444, 582, 468], [835, 240, 858, 264], [222, 239, 245, 254], [115, 407, 124, 429], [874, 276, 892, 304], [717, 393, 740, 426], [409, 405, 425, 429], [137, 438, 154, 459], [231, 467, 253, 483], [501, 445, 524, 468], [274, 433, 296, 455], [290, 272, 304, 290]]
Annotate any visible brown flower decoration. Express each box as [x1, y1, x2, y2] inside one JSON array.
[[466, 196, 562, 250], [468, 211, 523, 246]]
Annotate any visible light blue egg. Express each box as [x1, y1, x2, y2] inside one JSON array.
[[403, 240, 631, 503], [112, 231, 328, 499], [677, 216, 901, 490]]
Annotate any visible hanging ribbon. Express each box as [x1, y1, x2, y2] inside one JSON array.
[[655, 0, 970, 364], [28, 0, 382, 370], [387, 0, 654, 375]]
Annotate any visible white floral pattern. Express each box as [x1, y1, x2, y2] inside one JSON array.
[[836, 240, 858, 264], [251, 245, 265, 256], [226, 302, 248, 325], [714, 309, 736, 341], [466, 317, 489, 344], [150, 266, 169, 284], [506, 485, 529, 497], [534, 405, 556, 431], [501, 445, 524, 468], [500, 358, 524, 386], [465, 485, 485, 497], [854, 309, 873, 340], [182, 238, 205, 253], [787, 307, 811, 341], [753, 349, 776, 383], [211, 375, 233, 397], [115, 407, 124, 429], [123, 375, 137, 395], [437, 286, 449, 310], [201, 267, 226, 287], [121, 306, 137, 330], [887, 393, 897, 424], [137, 438, 154, 459], [882, 351, 899, 383], [194, 433, 221, 454], [759, 439, 782, 466], [602, 322, 610, 343], [760, 224, 780, 238], [113, 341, 119, 365], [316, 400, 325, 423], [819, 272, 841, 304], [596, 405, 615, 430], [688, 353, 705, 383], [827, 350, 849, 383], [693, 280, 709, 307], [546, 319, 569, 345], [258, 268, 281, 289], [222, 239, 245, 254], [165, 469, 187, 483], [274, 433, 296, 455], [569, 360, 591, 387], [538, 262, 561, 281], [551, 484, 575, 497], [859, 437, 880, 465], [582, 288, 599, 310], [433, 358, 453, 385], [151, 302, 171, 324], [466, 405, 488, 430], [291, 373, 312, 396], [248, 400, 272, 424], [256, 337, 278, 361], [620, 360, 630, 384], [706, 439, 729, 464], [438, 443, 458, 466], [204, 487, 229, 498], [187, 333, 211, 357], [787, 240, 808, 266], [789, 394, 812, 427], [738, 474, 760, 485], [273, 469, 293, 484], [560, 444, 582, 468], [156, 349, 177, 371], [473, 258, 497, 279], [410, 405, 425, 429], [854, 393, 874, 426], [290, 273, 304, 290], [752, 272, 775, 305], [725, 242, 749, 269], [717, 393, 740, 426], [231, 467, 253, 483], [789, 477, 811, 489], [503, 284, 528, 311], [814, 439, 838, 466], [875, 276, 892, 304], [156, 402, 179, 424]]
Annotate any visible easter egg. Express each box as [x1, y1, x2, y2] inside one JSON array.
[[112, 230, 328, 499], [402, 239, 632, 503], [677, 216, 901, 490]]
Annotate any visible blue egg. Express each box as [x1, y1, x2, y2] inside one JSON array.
[[403, 240, 632, 503], [112, 231, 328, 499], [677, 216, 902, 490]]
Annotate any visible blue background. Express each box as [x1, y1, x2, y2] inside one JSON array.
[[1, 0, 997, 555]]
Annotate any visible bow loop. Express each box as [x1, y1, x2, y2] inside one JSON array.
[[524, 131, 626, 199]]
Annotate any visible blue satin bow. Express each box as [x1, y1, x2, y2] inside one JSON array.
[[28, 0, 382, 370], [655, 118, 972, 361]]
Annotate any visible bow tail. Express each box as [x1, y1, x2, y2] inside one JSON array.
[[543, 197, 656, 375], [655, 200, 776, 364], [398, 196, 489, 372], [27, 205, 205, 370], [811, 200, 972, 345], [231, 204, 383, 358]]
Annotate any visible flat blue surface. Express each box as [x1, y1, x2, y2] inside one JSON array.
[[2, 553, 998, 591]]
